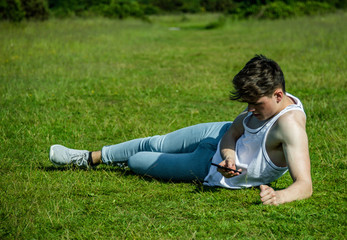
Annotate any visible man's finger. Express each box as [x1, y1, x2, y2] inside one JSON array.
[[260, 186, 279, 205], [261, 185, 275, 195], [262, 195, 278, 206], [260, 184, 269, 192]]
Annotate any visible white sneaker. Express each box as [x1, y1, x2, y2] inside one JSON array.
[[49, 144, 90, 168]]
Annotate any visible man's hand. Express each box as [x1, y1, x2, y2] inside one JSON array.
[[260, 185, 282, 206], [217, 159, 242, 178]]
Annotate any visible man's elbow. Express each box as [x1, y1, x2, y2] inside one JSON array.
[[307, 182, 313, 198], [301, 180, 313, 199], [292, 177, 313, 200]]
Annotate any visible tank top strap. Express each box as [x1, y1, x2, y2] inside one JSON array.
[[243, 93, 305, 133], [265, 93, 305, 129]]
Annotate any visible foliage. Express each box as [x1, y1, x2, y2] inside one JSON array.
[[103, 0, 146, 19], [0, 0, 25, 21], [257, 1, 335, 19], [21, 0, 49, 20], [0, 0, 49, 21], [201, 0, 236, 12], [1, 0, 345, 22], [259, 1, 296, 19], [296, 1, 334, 16]]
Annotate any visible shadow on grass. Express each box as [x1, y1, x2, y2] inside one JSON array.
[[39, 165, 73, 172], [191, 184, 222, 193], [39, 164, 212, 188], [38, 164, 130, 173], [178, 16, 227, 31], [39, 164, 194, 184], [39, 164, 284, 205]]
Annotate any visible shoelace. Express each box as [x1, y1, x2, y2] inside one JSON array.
[[70, 152, 88, 167]]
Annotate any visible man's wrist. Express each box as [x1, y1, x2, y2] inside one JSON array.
[[223, 157, 235, 163], [275, 190, 286, 205]]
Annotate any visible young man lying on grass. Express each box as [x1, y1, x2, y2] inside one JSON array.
[[49, 55, 312, 205]]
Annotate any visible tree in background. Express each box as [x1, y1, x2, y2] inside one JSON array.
[[0, 0, 346, 22], [0, 0, 49, 21]]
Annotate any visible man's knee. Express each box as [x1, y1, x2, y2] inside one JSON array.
[[141, 135, 163, 152], [128, 152, 159, 175]]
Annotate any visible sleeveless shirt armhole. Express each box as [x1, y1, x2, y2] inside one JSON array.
[[261, 105, 305, 171]]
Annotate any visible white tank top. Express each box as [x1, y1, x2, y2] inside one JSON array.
[[204, 93, 305, 189]]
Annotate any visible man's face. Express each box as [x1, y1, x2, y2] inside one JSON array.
[[247, 95, 279, 121]]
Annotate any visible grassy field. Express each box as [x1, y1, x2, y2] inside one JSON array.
[[0, 12, 346, 239]]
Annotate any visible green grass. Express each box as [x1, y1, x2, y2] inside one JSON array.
[[0, 13, 346, 239]]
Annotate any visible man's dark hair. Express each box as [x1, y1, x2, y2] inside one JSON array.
[[230, 55, 286, 103]]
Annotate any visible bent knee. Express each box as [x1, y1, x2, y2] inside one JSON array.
[[128, 152, 160, 175]]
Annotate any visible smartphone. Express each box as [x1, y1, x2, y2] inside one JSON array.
[[211, 162, 242, 174]]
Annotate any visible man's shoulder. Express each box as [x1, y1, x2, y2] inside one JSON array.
[[269, 110, 307, 142], [277, 109, 306, 128]]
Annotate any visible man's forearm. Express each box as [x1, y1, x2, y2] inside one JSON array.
[[220, 111, 247, 161], [276, 180, 313, 204], [219, 131, 237, 162]]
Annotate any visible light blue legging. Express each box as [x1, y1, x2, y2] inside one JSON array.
[[101, 122, 231, 181]]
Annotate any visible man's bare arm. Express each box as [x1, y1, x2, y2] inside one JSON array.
[[260, 111, 312, 205], [218, 110, 247, 177]]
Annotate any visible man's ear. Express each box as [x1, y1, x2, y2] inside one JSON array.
[[274, 89, 284, 103]]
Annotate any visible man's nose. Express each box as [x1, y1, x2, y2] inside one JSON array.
[[248, 104, 255, 112]]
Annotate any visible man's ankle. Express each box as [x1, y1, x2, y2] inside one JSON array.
[[89, 151, 102, 166]]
